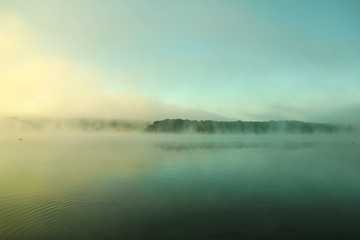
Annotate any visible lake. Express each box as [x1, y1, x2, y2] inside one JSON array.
[[0, 133, 359, 239]]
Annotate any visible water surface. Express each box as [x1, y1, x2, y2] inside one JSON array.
[[0, 133, 359, 239]]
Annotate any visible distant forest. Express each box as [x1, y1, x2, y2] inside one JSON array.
[[1, 117, 355, 134], [146, 119, 352, 134], [0, 117, 150, 132]]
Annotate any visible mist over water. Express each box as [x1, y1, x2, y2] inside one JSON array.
[[0, 131, 359, 240], [2, 0, 359, 238]]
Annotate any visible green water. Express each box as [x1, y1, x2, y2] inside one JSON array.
[[0, 133, 359, 239]]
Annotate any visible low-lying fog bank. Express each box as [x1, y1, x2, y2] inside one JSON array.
[[0, 117, 358, 136], [146, 119, 356, 134], [0, 117, 150, 133]]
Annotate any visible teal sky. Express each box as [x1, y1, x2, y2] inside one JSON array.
[[1, 0, 360, 122]]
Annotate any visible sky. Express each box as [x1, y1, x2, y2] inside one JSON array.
[[1, 0, 360, 122]]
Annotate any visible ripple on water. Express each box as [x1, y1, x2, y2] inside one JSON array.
[[0, 187, 115, 240]]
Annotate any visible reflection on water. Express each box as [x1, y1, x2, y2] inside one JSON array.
[[0, 133, 360, 239], [156, 140, 317, 150]]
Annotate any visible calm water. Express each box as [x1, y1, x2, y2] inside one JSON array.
[[0, 133, 359, 240]]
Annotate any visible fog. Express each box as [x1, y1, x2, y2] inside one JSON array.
[[1, 117, 358, 135], [1, 10, 360, 123], [1, 1, 360, 238]]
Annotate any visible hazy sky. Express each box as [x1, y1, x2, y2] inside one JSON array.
[[1, 0, 359, 122]]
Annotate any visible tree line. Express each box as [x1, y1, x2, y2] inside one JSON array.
[[146, 119, 351, 134]]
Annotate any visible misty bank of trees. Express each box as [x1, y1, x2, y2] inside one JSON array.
[[146, 119, 351, 134], [1, 117, 354, 134], [0, 117, 149, 132], [75, 119, 150, 132]]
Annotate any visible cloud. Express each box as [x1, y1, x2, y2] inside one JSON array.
[[310, 104, 360, 124], [0, 11, 225, 120], [2, 3, 358, 124], [231, 101, 360, 124]]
